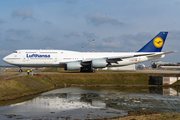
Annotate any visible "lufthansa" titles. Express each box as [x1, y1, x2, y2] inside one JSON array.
[[26, 54, 50, 58]]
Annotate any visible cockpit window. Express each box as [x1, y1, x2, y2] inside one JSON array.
[[14, 51, 17, 53]]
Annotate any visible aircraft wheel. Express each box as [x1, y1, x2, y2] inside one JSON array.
[[80, 68, 83, 72]]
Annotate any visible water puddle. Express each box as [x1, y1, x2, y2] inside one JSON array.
[[0, 87, 180, 119]]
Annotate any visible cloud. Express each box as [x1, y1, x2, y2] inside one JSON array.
[[0, 19, 5, 24], [45, 21, 52, 24], [6, 29, 30, 36], [0, 50, 11, 55], [119, 32, 153, 46], [164, 30, 180, 49], [101, 41, 121, 48], [82, 31, 97, 39], [41, 37, 55, 41], [6, 37, 19, 42], [115, 32, 158, 52], [98, 37, 120, 48], [103, 37, 116, 42], [64, 32, 80, 37], [168, 30, 180, 40], [46, 47, 54, 50], [86, 13, 123, 25], [12, 9, 33, 19]]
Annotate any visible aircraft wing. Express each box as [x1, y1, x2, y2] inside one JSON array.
[[60, 51, 176, 65], [105, 53, 157, 63], [106, 53, 154, 61], [80, 53, 154, 63], [80, 55, 134, 63], [106, 51, 176, 62], [79, 53, 154, 64]]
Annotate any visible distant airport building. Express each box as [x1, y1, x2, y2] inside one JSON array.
[[151, 61, 180, 70], [136, 64, 146, 70]]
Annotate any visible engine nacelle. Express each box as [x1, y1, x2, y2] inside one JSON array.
[[91, 59, 107, 68], [64, 62, 81, 70]]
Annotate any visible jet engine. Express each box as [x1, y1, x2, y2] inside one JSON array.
[[91, 59, 107, 68], [64, 62, 81, 70]]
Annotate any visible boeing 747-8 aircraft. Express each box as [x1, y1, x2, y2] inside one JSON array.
[[3, 32, 176, 72]]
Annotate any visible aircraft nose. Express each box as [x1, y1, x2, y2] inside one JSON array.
[[3, 56, 7, 63]]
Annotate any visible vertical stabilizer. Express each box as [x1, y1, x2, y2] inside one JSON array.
[[138, 32, 168, 52]]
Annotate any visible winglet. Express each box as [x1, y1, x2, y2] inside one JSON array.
[[138, 32, 168, 52]]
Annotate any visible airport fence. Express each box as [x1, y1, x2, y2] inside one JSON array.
[[0, 67, 6, 75]]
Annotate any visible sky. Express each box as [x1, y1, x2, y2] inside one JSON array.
[[0, 0, 180, 66]]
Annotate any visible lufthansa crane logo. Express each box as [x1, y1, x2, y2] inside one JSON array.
[[153, 37, 164, 48]]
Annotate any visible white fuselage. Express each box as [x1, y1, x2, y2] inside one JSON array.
[[3, 49, 165, 68]]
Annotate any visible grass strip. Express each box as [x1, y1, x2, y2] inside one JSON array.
[[42, 73, 149, 85], [0, 75, 54, 101], [0, 73, 19, 79]]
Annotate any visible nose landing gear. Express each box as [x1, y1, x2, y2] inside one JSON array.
[[19, 67, 23, 72]]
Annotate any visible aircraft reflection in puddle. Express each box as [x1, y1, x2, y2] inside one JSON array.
[[0, 87, 180, 120], [0, 87, 127, 120]]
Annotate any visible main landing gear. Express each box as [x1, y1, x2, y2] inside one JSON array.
[[80, 66, 95, 73]]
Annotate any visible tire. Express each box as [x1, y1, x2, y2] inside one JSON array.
[[19, 69, 23, 72]]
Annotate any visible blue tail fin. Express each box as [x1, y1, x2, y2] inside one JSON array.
[[138, 32, 168, 52]]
